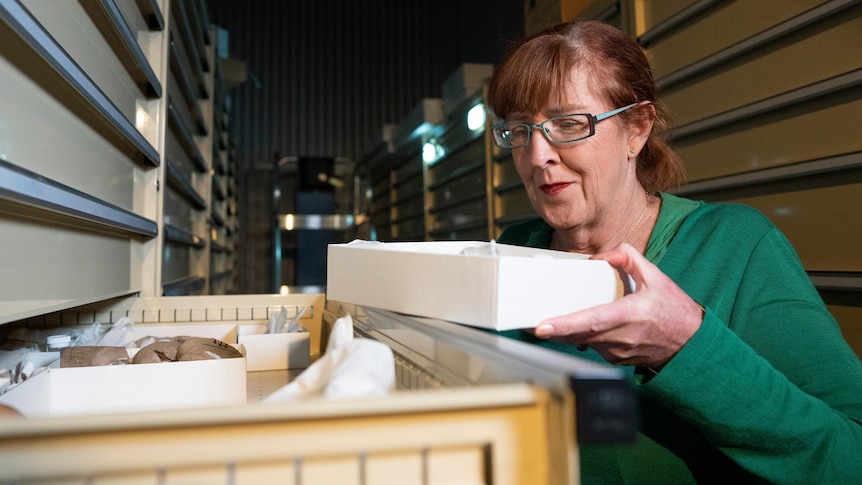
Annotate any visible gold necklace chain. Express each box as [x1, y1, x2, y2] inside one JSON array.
[[552, 191, 652, 251], [624, 191, 651, 244]]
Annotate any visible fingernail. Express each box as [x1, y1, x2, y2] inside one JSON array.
[[535, 324, 553, 337]]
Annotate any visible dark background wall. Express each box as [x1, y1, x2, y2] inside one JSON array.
[[205, 0, 524, 293]]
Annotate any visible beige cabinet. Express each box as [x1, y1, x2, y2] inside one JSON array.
[[0, 0, 237, 327]]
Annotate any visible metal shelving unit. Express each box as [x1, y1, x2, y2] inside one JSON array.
[[0, 0, 235, 324]]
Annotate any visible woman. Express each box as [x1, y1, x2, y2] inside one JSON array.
[[487, 20, 862, 483]]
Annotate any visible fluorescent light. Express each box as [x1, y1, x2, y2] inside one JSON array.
[[422, 142, 438, 163], [467, 103, 486, 131]]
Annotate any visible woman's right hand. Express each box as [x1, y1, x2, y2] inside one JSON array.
[[534, 243, 704, 369]]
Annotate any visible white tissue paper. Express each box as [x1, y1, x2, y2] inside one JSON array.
[[264, 314, 395, 401], [96, 316, 136, 347]]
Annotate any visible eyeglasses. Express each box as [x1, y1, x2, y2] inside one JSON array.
[[491, 102, 641, 149]]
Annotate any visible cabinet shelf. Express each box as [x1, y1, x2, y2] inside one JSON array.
[[168, 100, 207, 172], [494, 179, 524, 194], [428, 219, 487, 239], [169, 34, 208, 135], [83, 0, 163, 98], [164, 223, 205, 249], [391, 211, 424, 225], [0, 158, 158, 238], [171, 0, 208, 98], [162, 276, 206, 296], [210, 241, 229, 254], [182, 0, 211, 71], [0, 0, 159, 167], [211, 209, 225, 228], [428, 192, 485, 215], [134, 0, 163, 30], [428, 160, 484, 191], [165, 157, 207, 210]]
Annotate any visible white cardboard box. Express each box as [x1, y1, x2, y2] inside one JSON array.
[[0, 295, 328, 417], [238, 324, 310, 371], [0, 351, 247, 418], [125, 294, 326, 361], [326, 240, 628, 330], [0, 323, 247, 418]]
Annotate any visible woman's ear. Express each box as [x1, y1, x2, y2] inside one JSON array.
[[628, 102, 655, 156]]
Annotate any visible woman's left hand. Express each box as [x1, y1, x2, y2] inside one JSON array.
[[534, 243, 704, 369]]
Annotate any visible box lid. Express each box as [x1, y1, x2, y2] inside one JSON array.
[[327, 240, 627, 330]]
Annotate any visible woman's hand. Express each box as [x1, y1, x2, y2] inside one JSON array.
[[535, 243, 704, 369]]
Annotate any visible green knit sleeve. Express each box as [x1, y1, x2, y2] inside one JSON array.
[[644, 224, 862, 483]]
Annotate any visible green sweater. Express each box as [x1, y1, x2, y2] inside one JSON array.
[[496, 193, 862, 484]]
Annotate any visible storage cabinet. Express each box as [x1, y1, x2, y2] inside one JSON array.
[[635, 0, 862, 354], [490, 145, 533, 239], [0, 0, 237, 325], [0, 0, 162, 324], [424, 93, 491, 241], [209, 64, 238, 294], [368, 98, 445, 242]]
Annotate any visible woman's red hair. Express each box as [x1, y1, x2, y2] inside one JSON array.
[[487, 20, 686, 192]]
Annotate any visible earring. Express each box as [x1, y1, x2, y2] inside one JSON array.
[[628, 148, 635, 154]]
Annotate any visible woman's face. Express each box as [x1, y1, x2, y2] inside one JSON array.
[[509, 70, 638, 235]]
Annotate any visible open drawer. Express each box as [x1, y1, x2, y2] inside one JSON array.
[[0, 382, 559, 485], [0, 295, 636, 485]]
